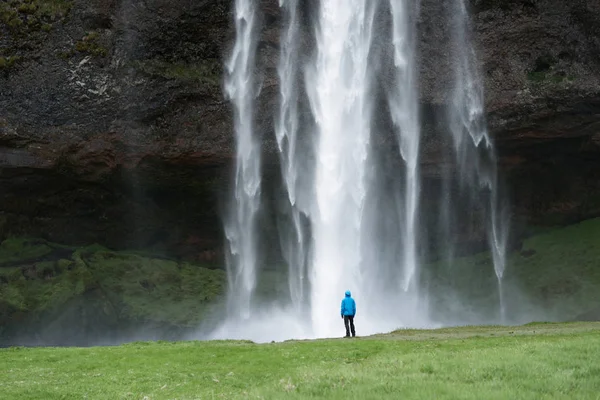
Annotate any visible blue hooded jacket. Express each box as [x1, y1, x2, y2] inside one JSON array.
[[341, 290, 356, 317]]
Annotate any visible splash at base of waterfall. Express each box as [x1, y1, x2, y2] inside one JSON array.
[[204, 293, 435, 343]]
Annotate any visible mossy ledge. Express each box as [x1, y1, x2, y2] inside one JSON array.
[[132, 59, 222, 86], [2, 218, 600, 345], [427, 218, 600, 324], [0, 237, 226, 345], [0, 0, 73, 71]]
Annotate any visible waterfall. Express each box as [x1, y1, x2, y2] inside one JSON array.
[[223, 0, 261, 319], [447, 0, 509, 321], [275, 0, 309, 314], [304, 0, 378, 338], [212, 0, 510, 342], [388, 0, 421, 292]]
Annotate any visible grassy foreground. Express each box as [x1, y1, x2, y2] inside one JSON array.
[[1, 323, 599, 399]]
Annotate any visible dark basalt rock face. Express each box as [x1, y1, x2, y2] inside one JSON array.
[[0, 0, 599, 259]]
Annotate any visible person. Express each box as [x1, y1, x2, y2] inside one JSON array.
[[340, 290, 356, 338]]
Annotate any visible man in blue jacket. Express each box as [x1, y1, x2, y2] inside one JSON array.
[[340, 290, 356, 338]]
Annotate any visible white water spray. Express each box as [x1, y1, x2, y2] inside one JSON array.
[[223, 0, 261, 319]]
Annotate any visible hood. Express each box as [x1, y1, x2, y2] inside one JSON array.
[[345, 290, 351, 297]]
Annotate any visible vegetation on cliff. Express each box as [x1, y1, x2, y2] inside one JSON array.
[[428, 218, 600, 323], [0, 0, 72, 30], [0, 218, 599, 343], [132, 59, 222, 86], [0, 238, 226, 341], [72, 31, 107, 58], [0, 0, 73, 70]]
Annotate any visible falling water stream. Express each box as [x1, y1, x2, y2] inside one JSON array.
[[223, 0, 261, 320], [447, 0, 509, 322], [275, 0, 307, 314], [216, 0, 509, 341], [388, 0, 421, 293], [305, 0, 378, 338]]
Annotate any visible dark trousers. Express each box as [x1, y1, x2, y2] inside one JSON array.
[[343, 315, 356, 337]]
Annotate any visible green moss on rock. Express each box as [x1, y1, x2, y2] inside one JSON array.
[[4, 218, 598, 336], [526, 54, 571, 85], [0, 238, 226, 330], [0, 0, 73, 69], [83, 250, 225, 326], [527, 71, 547, 82], [74, 31, 107, 57], [133, 59, 222, 86], [35, 0, 72, 19], [0, 237, 54, 265], [1, 0, 72, 31], [428, 218, 600, 322], [0, 56, 22, 70]]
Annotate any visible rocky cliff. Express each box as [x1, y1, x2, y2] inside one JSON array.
[[1, 0, 599, 258]]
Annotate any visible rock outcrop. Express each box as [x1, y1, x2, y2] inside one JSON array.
[[0, 0, 599, 257]]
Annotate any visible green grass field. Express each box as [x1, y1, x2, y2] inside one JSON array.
[[1, 322, 599, 399]]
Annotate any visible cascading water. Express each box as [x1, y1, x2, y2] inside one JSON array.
[[223, 0, 261, 320], [388, 0, 421, 293], [304, 0, 378, 338], [447, 0, 509, 321], [275, 0, 308, 314], [211, 0, 510, 342]]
